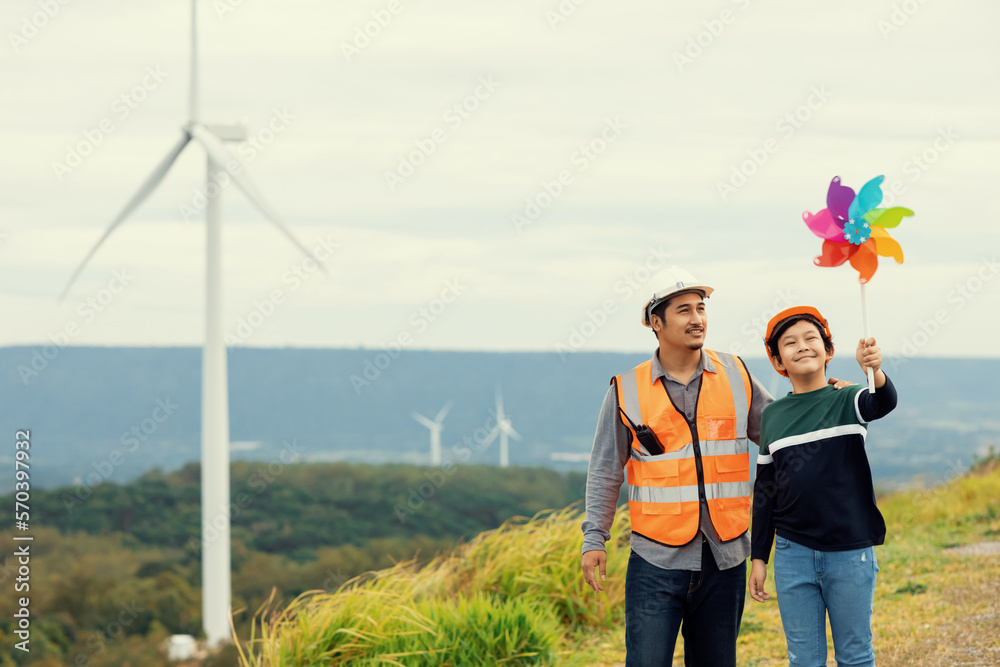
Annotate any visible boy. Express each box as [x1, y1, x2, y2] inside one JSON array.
[[748, 306, 897, 667]]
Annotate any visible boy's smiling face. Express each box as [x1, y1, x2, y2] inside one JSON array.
[[773, 319, 833, 378]]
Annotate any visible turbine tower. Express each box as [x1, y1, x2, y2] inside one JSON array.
[[58, 1, 319, 647], [483, 386, 521, 468], [411, 401, 454, 466]]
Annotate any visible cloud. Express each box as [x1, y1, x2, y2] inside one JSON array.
[[1, 0, 998, 355]]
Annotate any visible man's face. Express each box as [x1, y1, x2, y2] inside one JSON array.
[[652, 292, 706, 352]]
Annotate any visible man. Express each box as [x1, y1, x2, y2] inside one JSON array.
[[580, 266, 772, 667]]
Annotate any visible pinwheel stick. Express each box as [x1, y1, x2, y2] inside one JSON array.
[[860, 282, 876, 394]]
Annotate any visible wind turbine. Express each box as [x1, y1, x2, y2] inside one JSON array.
[[58, 1, 320, 648], [482, 386, 521, 468], [411, 401, 454, 466]]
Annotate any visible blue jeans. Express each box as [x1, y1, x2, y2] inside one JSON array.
[[624, 542, 746, 667], [773, 536, 879, 666]]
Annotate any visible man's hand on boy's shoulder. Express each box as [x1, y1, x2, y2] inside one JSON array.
[[827, 377, 855, 390]]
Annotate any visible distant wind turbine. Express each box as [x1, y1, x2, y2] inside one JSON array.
[[482, 386, 521, 468], [412, 401, 454, 466], [57, 0, 320, 648]]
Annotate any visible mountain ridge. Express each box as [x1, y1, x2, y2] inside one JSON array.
[[2, 346, 996, 492]]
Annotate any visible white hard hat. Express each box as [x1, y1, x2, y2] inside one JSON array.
[[641, 267, 714, 328]]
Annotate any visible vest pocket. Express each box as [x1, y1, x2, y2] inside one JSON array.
[[635, 459, 682, 515], [638, 458, 679, 485], [715, 496, 750, 511], [704, 415, 736, 440], [646, 412, 681, 450], [712, 452, 748, 483], [709, 455, 750, 512]]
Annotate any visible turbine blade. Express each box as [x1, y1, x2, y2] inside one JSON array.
[[495, 385, 504, 416], [59, 132, 191, 301], [481, 425, 500, 448], [434, 400, 454, 423], [411, 412, 436, 430], [189, 125, 324, 270], [501, 423, 522, 441]]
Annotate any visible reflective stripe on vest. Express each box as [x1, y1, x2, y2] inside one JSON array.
[[631, 481, 751, 504], [615, 349, 753, 545]]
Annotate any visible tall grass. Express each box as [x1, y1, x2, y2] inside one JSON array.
[[236, 506, 631, 666], [239, 462, 1000, 666]]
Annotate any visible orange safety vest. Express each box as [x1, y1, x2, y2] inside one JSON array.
[[614, 349, 753, 546]]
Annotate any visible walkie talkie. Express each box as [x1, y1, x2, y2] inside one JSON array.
[[634, 424, 665, 456], [619, 408, 665, 456]]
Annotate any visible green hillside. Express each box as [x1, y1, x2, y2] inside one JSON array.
[[236, 455, 1000, 666], [33, 462, 588, 557], [0, 464, 587, 666]]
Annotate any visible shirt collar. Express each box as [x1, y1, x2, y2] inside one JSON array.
[[649, 348, 716, 385]]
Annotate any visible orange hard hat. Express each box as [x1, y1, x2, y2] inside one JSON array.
[[763, 306, 834, 377]]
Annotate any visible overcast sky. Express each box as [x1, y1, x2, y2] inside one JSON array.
[[2, 0, 998, 359]]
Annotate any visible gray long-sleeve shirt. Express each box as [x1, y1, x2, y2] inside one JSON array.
[[581, 348, 773, 571]]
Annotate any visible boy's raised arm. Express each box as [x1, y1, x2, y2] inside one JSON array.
[[854, 337, 897, 422]]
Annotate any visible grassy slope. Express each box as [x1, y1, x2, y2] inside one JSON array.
[[239, 462, 1000, 667]]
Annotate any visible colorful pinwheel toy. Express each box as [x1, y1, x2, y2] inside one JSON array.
[[803, 175, 912, 283], [802, 175, 914, 390]]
